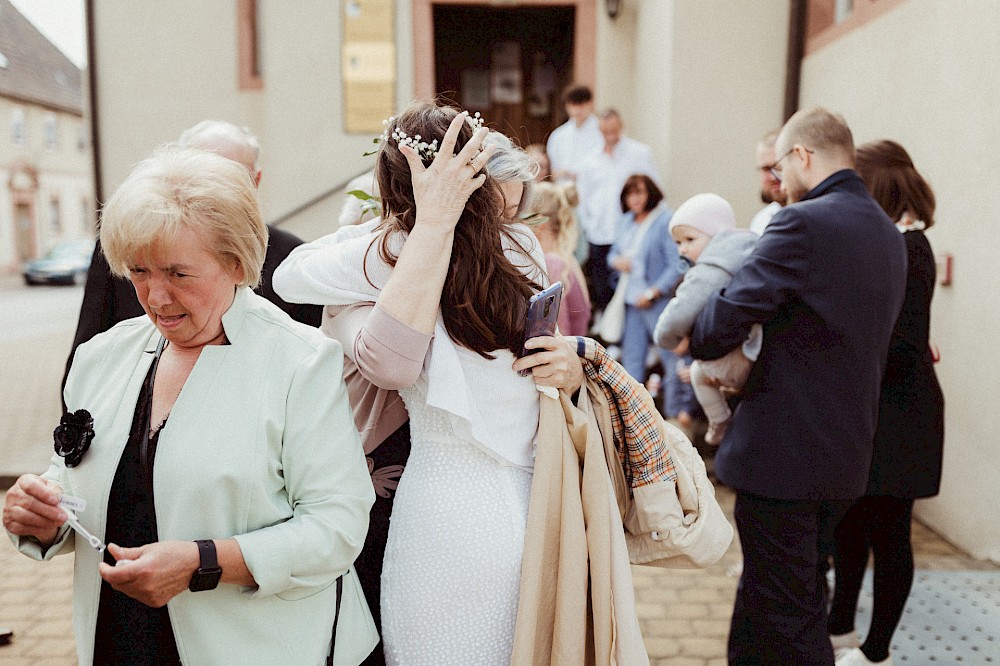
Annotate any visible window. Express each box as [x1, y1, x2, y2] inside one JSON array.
[[10, 107, 26, 146], [44, 114, 59, 150], [238, 0, 263, 90], [49, 197, 62, 233], [806, 0, 908, 54], [834, 0, 854, 23]]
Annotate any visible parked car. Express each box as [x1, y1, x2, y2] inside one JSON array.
[[22, 239, 95, 286]]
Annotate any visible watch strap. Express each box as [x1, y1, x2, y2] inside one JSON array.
[[195, 539, 219, 570], [189, 539, 222, 592]]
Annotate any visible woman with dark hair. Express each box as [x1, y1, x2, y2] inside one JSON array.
[[829, 140, 945, 666], [274, 102, 585, 664], [606, 175, 683, 408]]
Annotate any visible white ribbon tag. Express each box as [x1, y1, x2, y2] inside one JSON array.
[[59, 494, 87, 513]]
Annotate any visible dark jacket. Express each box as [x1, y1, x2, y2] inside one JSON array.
[[868, 230, 944, 498], [64, 225, 322, 387], [691, 170, 907, 500]]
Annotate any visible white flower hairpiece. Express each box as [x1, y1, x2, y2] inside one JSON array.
[[372, 112, 486, 160]]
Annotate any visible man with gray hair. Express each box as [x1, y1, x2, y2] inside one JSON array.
[[178, 120, 263, 187], [691, 107, 907, 665], [66, 121, 321, 382], [575, 108, 662, 314]]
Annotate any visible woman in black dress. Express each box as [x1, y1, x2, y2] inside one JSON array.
[[828, 140, 945, 666]]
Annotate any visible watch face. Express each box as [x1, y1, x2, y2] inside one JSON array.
[[189, 568, 222, 592]]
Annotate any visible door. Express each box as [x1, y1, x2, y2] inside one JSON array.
[[15, 203, 36, 261], [433, 5, 576, 148]]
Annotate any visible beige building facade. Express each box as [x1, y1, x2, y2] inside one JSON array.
[[87, 0, 998, 562], [0, 0, 94, 272]]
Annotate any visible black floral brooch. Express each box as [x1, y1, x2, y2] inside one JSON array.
[[54, 409, 95, 468]]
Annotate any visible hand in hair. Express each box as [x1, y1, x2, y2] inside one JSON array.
[[397, 112, 498, 234]]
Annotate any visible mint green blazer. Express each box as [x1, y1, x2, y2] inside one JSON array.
[[10, 287, 378, 665]]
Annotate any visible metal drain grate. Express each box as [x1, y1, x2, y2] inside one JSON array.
[[852, 570, 1000, 664]]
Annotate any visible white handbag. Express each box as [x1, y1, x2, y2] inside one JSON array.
[[596, 276, 628, 344]]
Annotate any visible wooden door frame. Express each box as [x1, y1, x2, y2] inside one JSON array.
[[412, 0, 597, 101]]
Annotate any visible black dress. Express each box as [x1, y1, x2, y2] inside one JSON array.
[[93, 360, 181, 665], [355, 421, 411, 666], [866, 230, 945, 498]]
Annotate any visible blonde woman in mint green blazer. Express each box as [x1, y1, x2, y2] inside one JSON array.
[[3, 147, 377, 666]]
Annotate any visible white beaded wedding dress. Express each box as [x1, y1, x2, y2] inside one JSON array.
[[380, 344, 539, 665]]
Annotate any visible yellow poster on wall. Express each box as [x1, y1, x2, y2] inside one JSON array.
[[343, 0, 396, 133]]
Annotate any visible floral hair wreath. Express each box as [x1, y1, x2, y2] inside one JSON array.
[[365, 111, 486, 159]]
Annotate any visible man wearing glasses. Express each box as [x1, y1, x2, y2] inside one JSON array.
[[749, 129, 787, 235], [691, 107, 907, 665]]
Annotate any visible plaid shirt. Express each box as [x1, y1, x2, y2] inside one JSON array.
[[574, 336, 677, 489]]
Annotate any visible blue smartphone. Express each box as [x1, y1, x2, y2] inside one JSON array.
[[520, 281, 563, 358]]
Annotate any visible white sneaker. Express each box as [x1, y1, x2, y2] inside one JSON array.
[[835, 647, 893, 666], [830, 630, 860, 651]]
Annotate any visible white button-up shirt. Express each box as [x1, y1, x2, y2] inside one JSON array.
[[576, 136, 662, 246], [749, 201, 782, 235], [545, 115, 604, 181]]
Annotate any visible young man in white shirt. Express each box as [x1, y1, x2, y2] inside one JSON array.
[[545, 85, 604, 184]]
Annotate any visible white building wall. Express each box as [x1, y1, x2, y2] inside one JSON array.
[[800, 0, 1000, 563], [662, 0, 789, 225], [92, 0, 414, 242], [596, 0, 788, 223], [92, 1, 262, 206]]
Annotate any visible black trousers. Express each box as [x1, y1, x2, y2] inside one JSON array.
[[728, 492, 853, 666], [585, 242, 614, 313], [829, 496, 915, 662]]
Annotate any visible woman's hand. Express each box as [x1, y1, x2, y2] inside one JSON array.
[[611, 256, 632, 273], [676, 363, 692, 384], [636, 288, 660, 310], [2, 474, 66, 546], [512, 335, 585, 395], [401, 112, 498, 234], [99, 541, 200, 608], [672, 336, 690, 356]]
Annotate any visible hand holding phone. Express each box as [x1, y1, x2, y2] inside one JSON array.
[[520, 281, 563, 359]]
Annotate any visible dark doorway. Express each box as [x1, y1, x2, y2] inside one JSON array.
[[433, 5, 575, 148]]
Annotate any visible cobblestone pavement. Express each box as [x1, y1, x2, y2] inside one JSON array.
[[2, 482, 995, 665]]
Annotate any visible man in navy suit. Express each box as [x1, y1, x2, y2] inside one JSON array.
[[691, 107, 907, 665]]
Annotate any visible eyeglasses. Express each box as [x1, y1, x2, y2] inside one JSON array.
[[768, 146, 814, 182]]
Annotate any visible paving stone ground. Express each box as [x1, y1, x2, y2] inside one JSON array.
[[3, 480, 994, 665]]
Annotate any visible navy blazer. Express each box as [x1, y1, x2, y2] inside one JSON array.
[[691, 170, 907, 500]]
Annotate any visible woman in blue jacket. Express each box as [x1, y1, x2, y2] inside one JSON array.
[[607, 175, 683, 409]]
